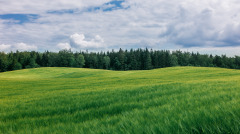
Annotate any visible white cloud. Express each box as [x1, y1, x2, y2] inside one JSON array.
[[57, 42, 71, 50], [178, 46, 240, 57], [1, 0, 240, 56], [14, 43, 38, 51], [69, 33, 105, 49], [0, 0, 111, 14], [154, 0, 240, 47], [0, 44, 11, 51], [0, 43, 37, 52], [94, 35, 104, 43]]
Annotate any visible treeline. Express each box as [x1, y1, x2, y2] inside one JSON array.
[[1, 48, 240, 72]]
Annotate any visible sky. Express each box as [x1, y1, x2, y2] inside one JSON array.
[[0, 0, 240, 56]]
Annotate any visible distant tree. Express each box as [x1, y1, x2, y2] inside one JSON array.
[[74, 54, 85, 68], [97, 53, 104, 69], [108, 49, 116, 68], [103, 56, 110, 69], [7, 52, 15, 71], [36, 53, 42, 66], [170, 55, 178, 66], [213, 55, 222, 67], [88, 53, 98, 68], [25, 58, 38, 68], [235, 56, 240, 69], [1, 48, 240, 72], [136, 49, 144, 69], [227, 57, 235, 69], [82, 52, 90, 68], [143, 48, 152, 70], [118, 48, 125, 70], [159, 51, 166, 68], [113, 57, 121, 70], [0, 52, 8, 72], [48, 52, 58, 67], [42, 51, 50, 67], [129, 50, 138, 70], [57, 49, 74, 67], [152, 51, 159, 68], [8, 59, 22, 70], [14, 62, 22, 70], [165, 50, 171, 67]]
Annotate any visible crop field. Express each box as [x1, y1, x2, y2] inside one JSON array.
[[0, 67, 240, 133]]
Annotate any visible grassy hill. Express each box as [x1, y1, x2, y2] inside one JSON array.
[[0, 67, 240, 133]]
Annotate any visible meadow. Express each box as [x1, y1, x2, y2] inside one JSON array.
[[0, 67, 240, 134]]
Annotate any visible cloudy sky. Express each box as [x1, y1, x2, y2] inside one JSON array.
[[0, 0, 240, 56]]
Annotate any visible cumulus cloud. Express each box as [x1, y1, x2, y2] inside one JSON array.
[[1, 0, 240, 56], [15, 43, 38, 51], [155, 0, 240, 47], [0, 43, 37, 52], [69, 33, 105, 49], [56, 42, 71, 50], [0, 44, 11, 51]]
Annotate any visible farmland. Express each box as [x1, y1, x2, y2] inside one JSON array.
[[0, 67, 240, 133]]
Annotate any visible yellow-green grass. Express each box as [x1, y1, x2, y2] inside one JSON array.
[[0, 67, 240, 134]]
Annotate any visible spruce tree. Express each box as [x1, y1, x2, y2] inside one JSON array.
[[144, 48, 152, 70]]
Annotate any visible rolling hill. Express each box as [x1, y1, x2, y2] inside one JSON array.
[[0, 67, 240, 133]]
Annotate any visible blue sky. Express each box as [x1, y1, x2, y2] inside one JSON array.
[[0, 0, 240, 56], [0, 1, 125, 21], [0, 14, 39, 24]]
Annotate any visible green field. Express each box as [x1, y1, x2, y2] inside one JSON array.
[[0, 67, 240, 134]]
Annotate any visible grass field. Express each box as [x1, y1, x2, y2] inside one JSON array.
[[0, 67, 240, 134]]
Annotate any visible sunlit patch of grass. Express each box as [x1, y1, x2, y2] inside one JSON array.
[[0, 67, 240, 133]]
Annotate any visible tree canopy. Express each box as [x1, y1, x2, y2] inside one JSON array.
[[0, 48, 240, 72]]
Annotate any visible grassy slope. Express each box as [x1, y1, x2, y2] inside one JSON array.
[[0, 67, 240, 134]]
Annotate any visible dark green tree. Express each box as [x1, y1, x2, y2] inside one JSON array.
[[74, 54, 85, 68], [170, 55, 178, 66], [113, 57, 121, 70], [143, 48, 152, 70], [42, 51, 50, 67], [0, 52, 8, 72], [57, 49, 74, 67], [118, 48, 125, 70], [25, 58, 38, 68], [103, 56, 110, 69]]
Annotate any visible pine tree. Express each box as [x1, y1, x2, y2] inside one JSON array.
[[74, 54, 85, 68], [0, 52, 8, 72], [129, 49, 138, 70], [42, 51, 49, 67], [113, 57, 121, 70], [144, 48, 152, 70], [118, 48, 125, 70], [103, 56, 110, 69]]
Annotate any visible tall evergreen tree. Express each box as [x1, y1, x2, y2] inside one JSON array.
[[170, 55, 178, 66], [103, 56, 110, 69], [42, 51, 50, 67], [113, 57, 121, 70], [143, 48, 152, 70], [118, 48, 125, 70], [0, 52, 8, 72], [129, 49, 138, 70], [1, 48, 240, 72], [57, 49, 74, 67], [74, 54, 85, 68]]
